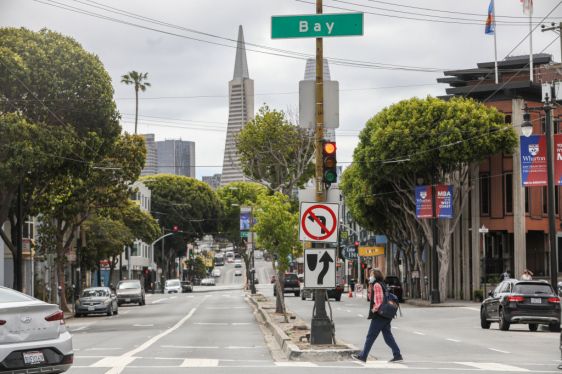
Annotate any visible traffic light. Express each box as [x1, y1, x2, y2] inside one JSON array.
[[172, 225, 179, 233], [354, 241, 360, 251], [322, 140, 337, 186]]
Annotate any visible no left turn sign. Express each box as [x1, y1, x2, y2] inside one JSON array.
[[299, 202, 339, 243]]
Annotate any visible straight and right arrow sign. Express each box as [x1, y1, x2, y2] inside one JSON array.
[[304, 248, 336, 289]]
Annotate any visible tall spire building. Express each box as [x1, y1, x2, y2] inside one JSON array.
[[220, 26, 254, 186]]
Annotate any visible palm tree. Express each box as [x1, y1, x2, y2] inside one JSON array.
[[121, 71, 151, 134]]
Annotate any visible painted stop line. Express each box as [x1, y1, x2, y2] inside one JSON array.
[[299, 202, 339, 243]]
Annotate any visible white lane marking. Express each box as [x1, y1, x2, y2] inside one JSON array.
[[462, 307, 481, 312], [133, 324, 154, 327], [194, 322, 229, 326], [346, 309, 352, 313], [121, 311, 131, 314], [456, 362, 529, 372], [231, 322, 251, 325], [488, 348, 511, 354], [275, 362, 318, 367], [180, 359, 219, 367], [86, 348, 122, 351], [446, 338, 461, 343], [413, 331, 425, 335], [365, 362, 408, 369], [91, 356, 136, 368], [169, 296, 177, 300], [161, 345, 219, 349], [94, 306, 198, 373], [151, 298, 167, 304], [70, 326, 89, 332], [357, 314, 365, 318], [206, 306, 246, 310]]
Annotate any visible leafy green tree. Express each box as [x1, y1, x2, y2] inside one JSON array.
[[216, 181, 269, 288], [186, 257, 207, 281], [141, 175, 223, 276], [344, 96, 517, 300], [121, 71, 151, 135], [253, 193, 301, 320], [0, 28, 121, 288], [36, 133, 146, 311], [236, 105, 314, 195], [104, 201, 161, 245]]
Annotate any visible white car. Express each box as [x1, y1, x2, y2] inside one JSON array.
[[0, 286, 73, 372], [234, 270, 243, 277], [201, 277, 216, 286], [164, 279, 182, 293], [212, 268, 221, 277]]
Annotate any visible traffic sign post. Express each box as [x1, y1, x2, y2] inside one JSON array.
[[299, 202, 339, 243], [304, 249, 336, 289], [272, 13, 363, 39]]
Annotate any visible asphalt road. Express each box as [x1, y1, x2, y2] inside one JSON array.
[[64, 258, 562, 373]]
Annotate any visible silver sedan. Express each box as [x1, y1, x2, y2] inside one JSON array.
[[0, 286, 73, 373]]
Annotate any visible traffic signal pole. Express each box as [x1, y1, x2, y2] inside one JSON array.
[[310, 0, 334, 345]]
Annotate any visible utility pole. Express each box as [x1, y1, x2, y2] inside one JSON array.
[[544, 92, 557, 290], [541, 22, 562, 61], [15, 177, 23, 292]]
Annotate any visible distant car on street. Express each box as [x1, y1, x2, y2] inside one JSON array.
[[385, 276, 404, 302], [273, 273, 300, 297], [116, 279, 145, 306], [180, 281, 193, 293], [481, 279, 561, 331], [201, 277, 216, 286], [75, 287, 118, 317], [235, 263, 242, 268], [164, 279, 182, 294], [0, 286, 73, 373], [234, 270, 243, 277], [212, 268, 222, 277]]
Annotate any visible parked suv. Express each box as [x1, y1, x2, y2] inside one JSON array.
[[273, 273, 300, 297], [116, 280, 145, 306], [385, 276, 404, 302], [481, 279, 561, 331]]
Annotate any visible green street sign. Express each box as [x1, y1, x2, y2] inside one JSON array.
[[272, 13, 363, 39], [340, 230, 349, 239], [240, 231, 249, 238]]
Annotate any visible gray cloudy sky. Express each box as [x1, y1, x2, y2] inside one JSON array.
[[1, 0, 561, 179]]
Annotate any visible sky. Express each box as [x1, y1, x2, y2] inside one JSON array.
[[1, 0, 561, 180]]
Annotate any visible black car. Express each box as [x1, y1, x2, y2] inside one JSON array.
[[385, 276, 404, 302], [273, 273, 300, 297], [181, 281, 193, 293], [480, 279, 561, 331]]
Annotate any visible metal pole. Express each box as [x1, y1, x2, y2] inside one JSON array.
[[15, 177, 23, 292], [430, 178, 441, 303], [545, 95, 558, 290], [250, 207, 256, 294]]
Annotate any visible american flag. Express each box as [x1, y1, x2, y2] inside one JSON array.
[[521, 0, 533, 15]]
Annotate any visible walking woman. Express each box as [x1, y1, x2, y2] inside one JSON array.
[[352, 268, 403, 363]]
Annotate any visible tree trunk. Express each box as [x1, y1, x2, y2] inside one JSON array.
[[56, 257, 70, 313], [134, 87, 139, 135], [275, 270, 288, 322]]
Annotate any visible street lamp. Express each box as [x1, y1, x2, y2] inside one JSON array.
[[522, 95, 558, 290]]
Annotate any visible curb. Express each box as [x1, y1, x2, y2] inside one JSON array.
[[405, 299, 479, 308], [247, 294, 359, 361]]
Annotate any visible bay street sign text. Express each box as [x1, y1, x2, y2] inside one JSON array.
[[271, 13, 363, 39]]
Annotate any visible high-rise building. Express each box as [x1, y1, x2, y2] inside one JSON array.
[[156, 139, 196, 178], [140, 134, 158, 176], [302, 58, 335, 141], [220, 25, 254, 186], [202, 174, 222, 190]]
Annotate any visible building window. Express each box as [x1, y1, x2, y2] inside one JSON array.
[[504, 173, 513, 214], [525, 187, 530, 213], [480, 173, 490, 216]]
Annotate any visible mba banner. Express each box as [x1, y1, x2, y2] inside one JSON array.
[[555, 134, 562, 185], [520, 135, 547, 186], [415, 185, 433, 218], [436, 185, 453, 219]]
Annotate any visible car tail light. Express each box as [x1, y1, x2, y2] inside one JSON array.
[[0, 320, 5, 326], [507, 295, 525, 302], [45, 310, 65, 324], [548, 297, 561, 303]]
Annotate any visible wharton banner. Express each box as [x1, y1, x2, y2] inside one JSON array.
[[415, 185, 433, 218], [520, 135, 547, 186], [555, 134, 562, 185], [436, 185, 453, 219]]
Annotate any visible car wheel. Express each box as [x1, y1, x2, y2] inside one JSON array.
[[528, 323, 538, 332], [74, 313, 81, 318], [107, 306, 113, 317], [480, 308, 491, 329], [335, 295, 341, 302], [498, 308, 510, 331], [295, 291, 300, 297], [549, 323, 561, 332]]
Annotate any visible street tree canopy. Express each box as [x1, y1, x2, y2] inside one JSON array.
[[343, 96, 517, 300], [236, 105, 314, 195]]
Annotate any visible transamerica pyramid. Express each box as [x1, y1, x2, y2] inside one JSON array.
[[220, 25, 254, 186]]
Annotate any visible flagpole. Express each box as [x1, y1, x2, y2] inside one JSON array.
[[492, 0, 498, 84], [529, 7, 534, 82]]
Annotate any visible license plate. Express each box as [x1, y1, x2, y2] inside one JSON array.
[[88, 306, 95, 311], [531, 298, 542, 304], [125, 298, 131, 302], [23, 351, 45, 365]]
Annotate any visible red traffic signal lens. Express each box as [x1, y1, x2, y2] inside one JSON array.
[[173, 225, 179, 232], [354, 241, 359, 247], [323, 142, 336, 155]]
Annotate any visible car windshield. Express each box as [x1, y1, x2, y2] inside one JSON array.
[[0, 287, 35, 302], [285, 274, 298, 281], [118, 281, 140, 289], [82, 289, 109, 297], [166, 280, 180, 286], [386, 277, 400, 285], [513, 283, 553, 295]]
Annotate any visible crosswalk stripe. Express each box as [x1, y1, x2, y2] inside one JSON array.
[[456, 362, 529, 372], [364, 362, 408, 369], [275, 362, 318, 367], [180, 359, 219, 367]]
